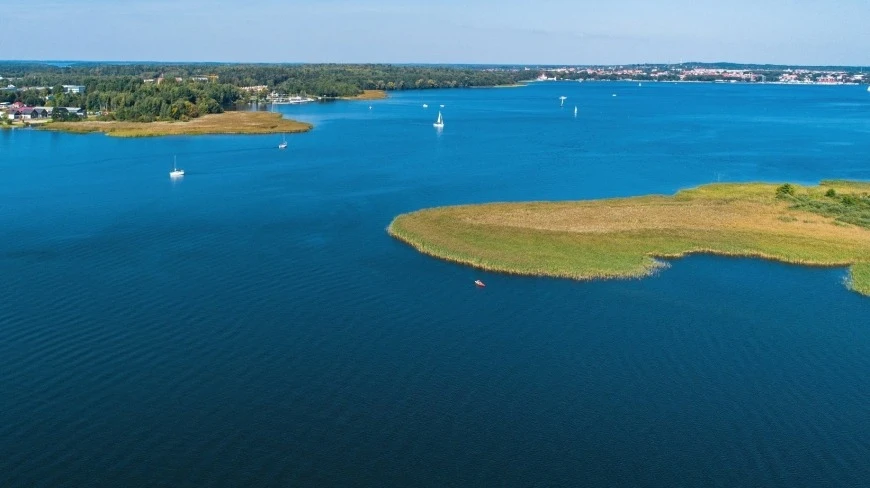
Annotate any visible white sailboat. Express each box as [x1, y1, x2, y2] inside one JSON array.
[[867, 86, 870, 92], [433, 111, 444, 128], [574, 106, 578, 117], [169, 156, 184, 178], [559, 96, 567, 107], [422, 103, 428, 108], [278, 134, 287, 149]]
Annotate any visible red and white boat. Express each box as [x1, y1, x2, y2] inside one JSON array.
[[474, 280, 485, 287]]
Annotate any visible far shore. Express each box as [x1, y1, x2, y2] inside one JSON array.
[[40, 112, 313, 138]]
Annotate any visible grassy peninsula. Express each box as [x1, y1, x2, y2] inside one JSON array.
[[340, 90, 388, 100], [388, 181, 870, 296], [42, 112, 312, 138]]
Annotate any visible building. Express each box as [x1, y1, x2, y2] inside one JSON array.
[[8, 107, 48, 120], [62, 85, 86, 94], [54, 107, 86, 118]]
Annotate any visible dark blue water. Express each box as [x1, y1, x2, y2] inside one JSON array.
[[2, 82, 870, 487]]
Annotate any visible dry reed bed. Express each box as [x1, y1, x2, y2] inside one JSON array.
[[43, 112, 312, 137], [340, 90, 388, 100], [388, 181, 870, 296]]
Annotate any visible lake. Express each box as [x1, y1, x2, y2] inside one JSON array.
[[2, 81, 870, 487]]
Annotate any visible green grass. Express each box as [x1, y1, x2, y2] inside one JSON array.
[[388, 181, 870, 296]]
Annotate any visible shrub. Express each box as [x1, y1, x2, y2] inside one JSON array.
[[825, 188, 837, 198], [776, 183, 796, 198], [841, 195, 858, 206]]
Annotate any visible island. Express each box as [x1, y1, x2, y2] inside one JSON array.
[[41, 112, 312, 137], [388, 181, 870, 296]]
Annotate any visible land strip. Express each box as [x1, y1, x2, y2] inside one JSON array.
[[41, 112, 312, 137], [388, 181, 870, 296], [339, 90, 388, 100]]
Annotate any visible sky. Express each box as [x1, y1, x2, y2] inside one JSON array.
[[3, 0, 868, 65]]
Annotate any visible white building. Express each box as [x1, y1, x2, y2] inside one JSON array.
[[62, 85, 86, 94]]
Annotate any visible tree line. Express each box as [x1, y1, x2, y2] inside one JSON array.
[[0, 63, 529, 121]]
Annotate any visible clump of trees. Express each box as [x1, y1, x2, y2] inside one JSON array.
[[776, 183, 796, 197], [84, 78, 238, 122], [778, 183, 870, 228]]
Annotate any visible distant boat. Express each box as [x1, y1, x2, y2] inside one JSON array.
[[612, 94, 617, 97], [169, 156, 184, 178], [423, 103, 428, 108], [439, 104, 445, 108], [574, 106, 578, 117], [559, 96, 567, 107], [867, 86, 870, 92], [278, 134, 287, 149], [474, 279, 486, 287], [433, 111, 444, 128], [638, 82, 642, 87]]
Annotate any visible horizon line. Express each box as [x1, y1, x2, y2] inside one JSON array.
[[1, 59, 869, 70]]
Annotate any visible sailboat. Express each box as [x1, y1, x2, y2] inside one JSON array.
[[866, 86, 870, 92], [559, 96, 567, 107], [574, 106, 578, 117], [169, 156, 184, 178], [433, 111, 444, 128], [278, 134, 287, 149]]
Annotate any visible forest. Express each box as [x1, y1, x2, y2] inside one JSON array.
[[1, 63, 528, 121]]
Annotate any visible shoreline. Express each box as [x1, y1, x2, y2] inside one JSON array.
[[388, 181, 870, 296], [338, 90, 388, 101], [471, 83, 528, 89], [40, 112, 313, 138]]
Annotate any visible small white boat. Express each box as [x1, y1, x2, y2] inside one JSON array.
[[169, 156, 184, 178], [423, 103, 428, 108], [439, 104, 445, 108], [433, 111, 444, 128], [474, 279, 486, 287], [574, 106, 578, 117], [638, 82, 642, 87], [559, 96, 567, 107], [278, 134, 287, 149], [867, 86, 870, 92]]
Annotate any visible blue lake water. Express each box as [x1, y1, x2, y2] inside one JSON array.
[[2, 82, 870, 487]]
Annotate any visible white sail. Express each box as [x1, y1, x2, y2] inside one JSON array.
[[433, 111, 444, 128], [169, 156, 184, 178]]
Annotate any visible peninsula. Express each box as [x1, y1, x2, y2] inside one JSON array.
[[340, 90, 388, 100], [389, 181, 870, 296], [42, 112, 312, 137]]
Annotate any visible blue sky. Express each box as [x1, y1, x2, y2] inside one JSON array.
[[4, 0, 868, 65]]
